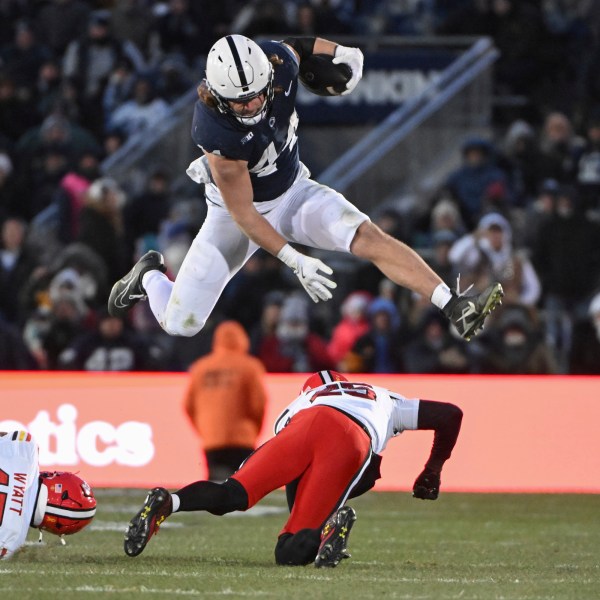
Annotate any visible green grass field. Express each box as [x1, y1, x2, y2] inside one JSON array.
[[2, 489, 599, 599]]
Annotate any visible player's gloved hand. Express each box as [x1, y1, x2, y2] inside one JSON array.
[[277, 243, 337, 303], [412, 468, 441, 500], [333, 44, 364, 95]]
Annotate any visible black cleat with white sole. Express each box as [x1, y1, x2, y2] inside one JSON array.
[[108, 250, 166, 318]]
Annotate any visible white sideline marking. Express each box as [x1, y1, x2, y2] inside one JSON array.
[[85, 505, 285, 531], [94, 489, 148, 497], [96, 504, 154, 513], [89, 521, 184, 532], [95, 503, 286, 517], [0, 585, 274, 596], [224, 506, 286, 518], [0, 568, 207, 577], [23, 541, 46, 547]]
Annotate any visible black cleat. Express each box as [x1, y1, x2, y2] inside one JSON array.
[[124, 487, 172, 557], [442, 279, 504, 341], [314, 506, 356, 568], [108, 250, 166, 318]]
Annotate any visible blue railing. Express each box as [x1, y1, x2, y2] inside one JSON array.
[[318, 37, 499, 192]]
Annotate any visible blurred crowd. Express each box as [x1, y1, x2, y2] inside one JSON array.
[[1, 0, 600, 375]]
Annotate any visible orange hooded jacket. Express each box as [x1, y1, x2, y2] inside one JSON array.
[[184, 321, 267, 451]]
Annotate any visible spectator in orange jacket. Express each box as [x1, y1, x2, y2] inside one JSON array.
[[184, 320, 268, 482]]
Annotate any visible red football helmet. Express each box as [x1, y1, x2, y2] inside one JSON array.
[[302, 370, 348, 393], [39, 471, 97, 536]]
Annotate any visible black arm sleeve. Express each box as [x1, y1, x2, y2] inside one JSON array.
[[417, 400, 463, 474], [282, 36, 316, 62]]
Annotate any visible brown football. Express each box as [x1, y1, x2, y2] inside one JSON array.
[[299, 54, 352, 97]]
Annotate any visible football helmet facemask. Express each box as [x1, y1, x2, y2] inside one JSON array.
[[302, 370, 348, 393], [205, 34, 274, 126], [39, 471, 97, 536]]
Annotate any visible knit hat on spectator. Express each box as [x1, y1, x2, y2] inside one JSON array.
[[0, 153, 13, 176], [277, 293, 309, 342], [341, 291, 372, 321], [589, 292, 600, 317]]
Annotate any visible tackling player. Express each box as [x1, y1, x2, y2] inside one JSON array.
[[108, 34, 503, 342], [0, 431, 96, 559], [123, 370, 463, 568]]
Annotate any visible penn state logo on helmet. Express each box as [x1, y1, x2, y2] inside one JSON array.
[[302, 370, 348, 393], [205, 34, 274, 126], [39, 471, 97, 536]]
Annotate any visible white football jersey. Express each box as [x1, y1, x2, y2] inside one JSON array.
[[0, 431, 44, 560], [274, 382, 420, 453]]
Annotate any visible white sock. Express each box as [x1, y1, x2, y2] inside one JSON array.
[[142, 269, 173, 324], [142, 269, 168, 295], [431, 283, 453, 310], [171, 493, 180, 513]]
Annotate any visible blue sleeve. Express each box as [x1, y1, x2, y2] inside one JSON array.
[[191, 101, 253, 162]]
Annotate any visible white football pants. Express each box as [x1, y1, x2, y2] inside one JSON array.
[[144, 164, 370, 336]]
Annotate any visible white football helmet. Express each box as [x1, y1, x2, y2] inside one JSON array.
[[205, 34, 274, 126]]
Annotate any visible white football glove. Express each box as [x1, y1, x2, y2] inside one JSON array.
[[277, 244, 337, 303], [332, 44, 364, 96]]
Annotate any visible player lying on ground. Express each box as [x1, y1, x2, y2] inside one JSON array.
[[123, 370, 463, 567], [108, 33, 503, 342], [0, 431, 96, 559]]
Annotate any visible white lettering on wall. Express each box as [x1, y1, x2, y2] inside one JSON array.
[[0, 404, 155, 467], [298, 70, 442, 105]]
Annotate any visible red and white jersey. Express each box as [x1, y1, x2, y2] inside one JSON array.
[[0, 431, 45, 560], [274, 381, 420, 453]]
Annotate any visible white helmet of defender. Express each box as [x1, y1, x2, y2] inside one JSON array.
[[205, 34, 274, 126]]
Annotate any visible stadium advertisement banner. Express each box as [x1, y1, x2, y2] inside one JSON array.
[[296, 48, 457, 124], [1, 372, 599, 493]]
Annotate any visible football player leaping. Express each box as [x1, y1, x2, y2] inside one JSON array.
[[124, 370, 462, 567], [108, 34, 503, 341], [0, 431, 96, 559]]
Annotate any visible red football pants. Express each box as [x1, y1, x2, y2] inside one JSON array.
[[232, 406, 372, 535]]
